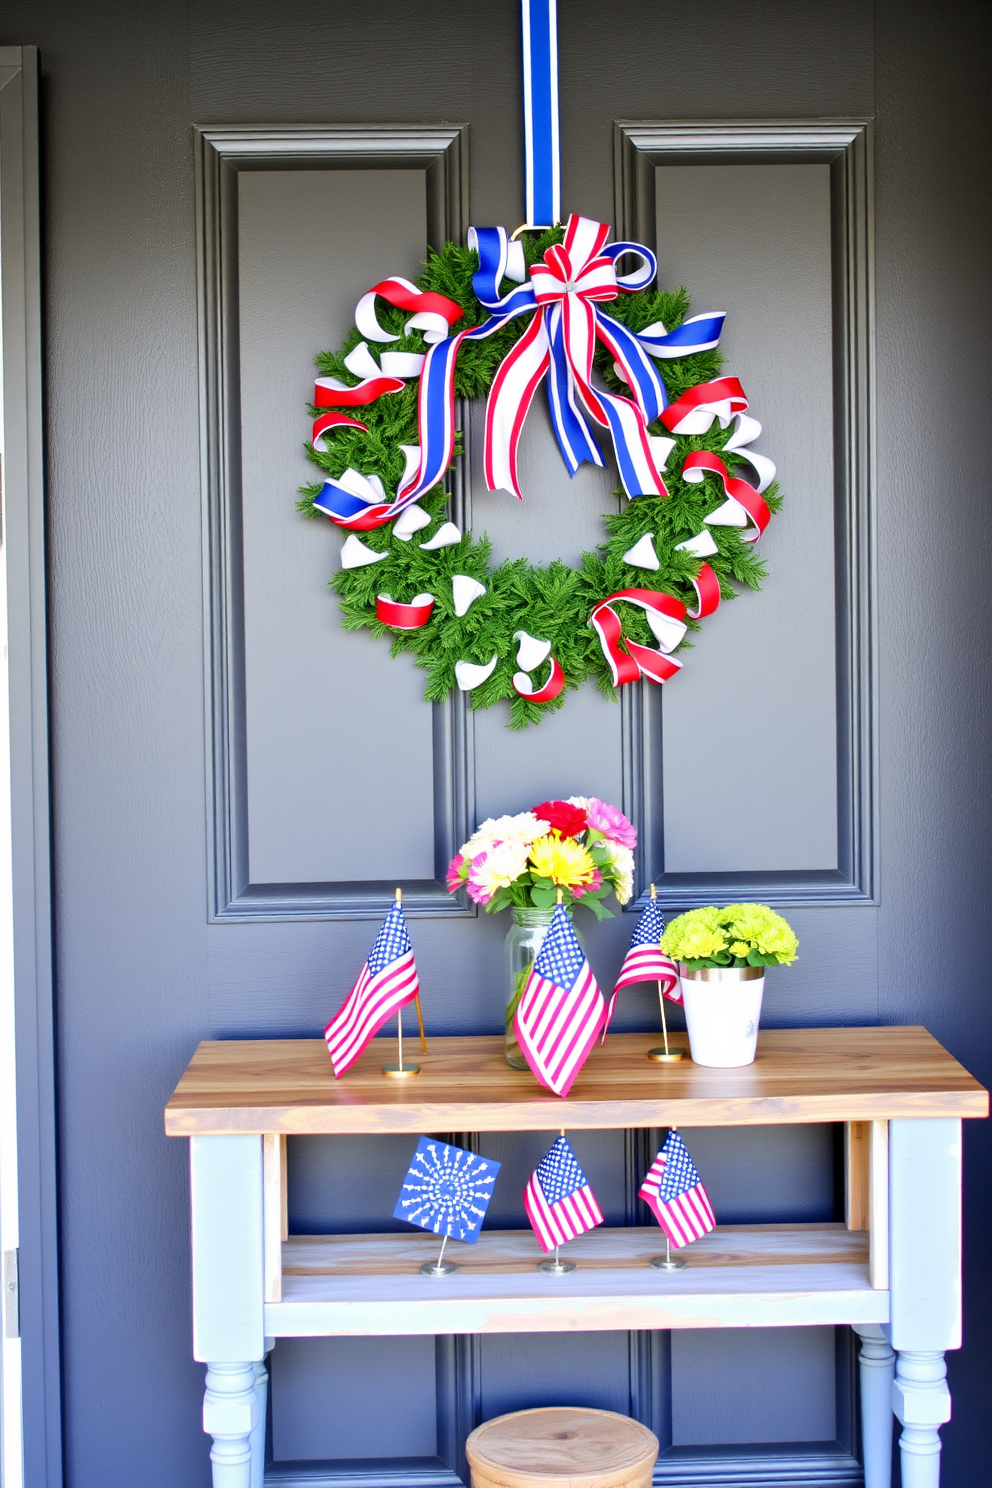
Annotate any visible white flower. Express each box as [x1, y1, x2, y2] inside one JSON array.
[[462, 811, 549, 860], [566, 795, 589, 811], [599, 841, 635, 905], [468, 839, 530, 896]]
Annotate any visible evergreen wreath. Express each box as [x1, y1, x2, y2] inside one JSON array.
[[298, 227, 782, 729]]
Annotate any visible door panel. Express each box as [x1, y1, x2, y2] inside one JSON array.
[[271, 1336, 438, 1460], [677, 1124, 837, 1223], [288, 1134, 424, 1235], [479, 1332, 632, 1420], [656, 164, 838, 875], [671, 1328, 836, 1445], [199, 124, 475, 922], [238, 168, 436, 886]]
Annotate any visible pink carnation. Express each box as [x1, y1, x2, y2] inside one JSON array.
[[585, 797, 637, 849], [445, 854, 467, 893], [572, 867, 603, 898]]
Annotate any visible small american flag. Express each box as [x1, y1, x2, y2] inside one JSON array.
[[514, 904, 606, 1097], [524, 1135, 604, 1252], [605, 898, 680, 1034], [639, 1130, 716, 1248], [324, 901, 419, 1077]]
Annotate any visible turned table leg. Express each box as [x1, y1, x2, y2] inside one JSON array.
[[250, 1355, 270, 1488], [892, 1350, 951, 1488], [854, 1324, 894, 1488], [889, 1119, 962, 1488], [204, 1362, 258, 1488]]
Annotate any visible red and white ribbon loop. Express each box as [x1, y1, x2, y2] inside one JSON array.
[[510, 630, 564, 703], [661, 376, 749, 435], [315, 371, 405, 410], [512, 656, 565, 703], [375, 593, 435, 629], [687, 562, 721, 620], [343, 340, 425, 382], [355, 277, 465, 346], [724, 413, 776, 492], [591, 588, 688, 688], [312, 410, 368, 453], [683, 452, 771, 545]]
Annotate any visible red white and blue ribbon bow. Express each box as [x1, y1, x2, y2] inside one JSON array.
[[399, 216, 725, 507], [311, 217, 730, 527]]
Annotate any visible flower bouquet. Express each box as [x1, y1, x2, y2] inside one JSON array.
[[660, 904, 798, 1069], [446, 797, 636, 1067]]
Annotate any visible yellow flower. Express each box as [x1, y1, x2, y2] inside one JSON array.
[[730, 941, 751, 957], [528, 832, 597, 889]]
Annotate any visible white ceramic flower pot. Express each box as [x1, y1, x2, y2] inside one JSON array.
[[679, 966, 765, 1068]]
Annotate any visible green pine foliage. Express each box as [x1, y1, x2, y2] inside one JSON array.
[[299, 231, 782, 728]]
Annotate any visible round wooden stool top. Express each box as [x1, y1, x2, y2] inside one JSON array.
[[465, 1407, 659, 1488]]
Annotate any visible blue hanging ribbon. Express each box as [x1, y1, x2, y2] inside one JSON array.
[[522, 0, 560, 225]]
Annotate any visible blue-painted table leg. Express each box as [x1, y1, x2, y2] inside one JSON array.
[[854, 1324, 894, 1488], [889, 1119, 962, 1488]]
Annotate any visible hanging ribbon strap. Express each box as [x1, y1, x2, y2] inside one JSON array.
[[522, 0, 561, 226]]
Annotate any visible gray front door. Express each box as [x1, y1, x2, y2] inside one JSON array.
[[21, 1, 989, 1485]]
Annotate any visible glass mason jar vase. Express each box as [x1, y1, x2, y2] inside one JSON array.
[[503, 906, 582, 1069]]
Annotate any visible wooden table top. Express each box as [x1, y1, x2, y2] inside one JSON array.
[[164, 1026, 987, 1135]]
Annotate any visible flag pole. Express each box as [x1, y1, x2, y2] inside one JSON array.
[[538, 1123, 577, 1275], [651, 1122, 688, 1270], [382, 888, 421, 1079], [647, 884, 684, 1064], [420, 1230, 458, 1277]]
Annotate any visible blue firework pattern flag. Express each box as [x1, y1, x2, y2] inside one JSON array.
[[393, 1137, 501, 1242]]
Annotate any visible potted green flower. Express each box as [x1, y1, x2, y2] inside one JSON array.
[[660, 904, 798, 1067]]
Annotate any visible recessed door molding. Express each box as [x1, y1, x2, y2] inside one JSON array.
[[616, 121, 877, 908], [195, 124, 475, 921]]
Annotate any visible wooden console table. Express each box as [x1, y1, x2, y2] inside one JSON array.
[[165, 1027, 987, 1488]]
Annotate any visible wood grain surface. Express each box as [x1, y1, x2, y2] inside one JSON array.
[[466, 1406, 657, 1488], [263, 1220, 888, 1337], [164, 1027, 988, 1135], [282, 1223, 868, 1278]]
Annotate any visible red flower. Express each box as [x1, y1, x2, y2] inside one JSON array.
[[532, 799, 588, 839]]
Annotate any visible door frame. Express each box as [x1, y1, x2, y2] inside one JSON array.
[[0, 44, 62, 1488]]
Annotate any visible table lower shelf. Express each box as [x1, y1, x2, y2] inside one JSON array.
[[264, 1223, 889, 1337]]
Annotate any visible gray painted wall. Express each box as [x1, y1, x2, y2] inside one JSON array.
[[0, 0, 988, 1484]]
